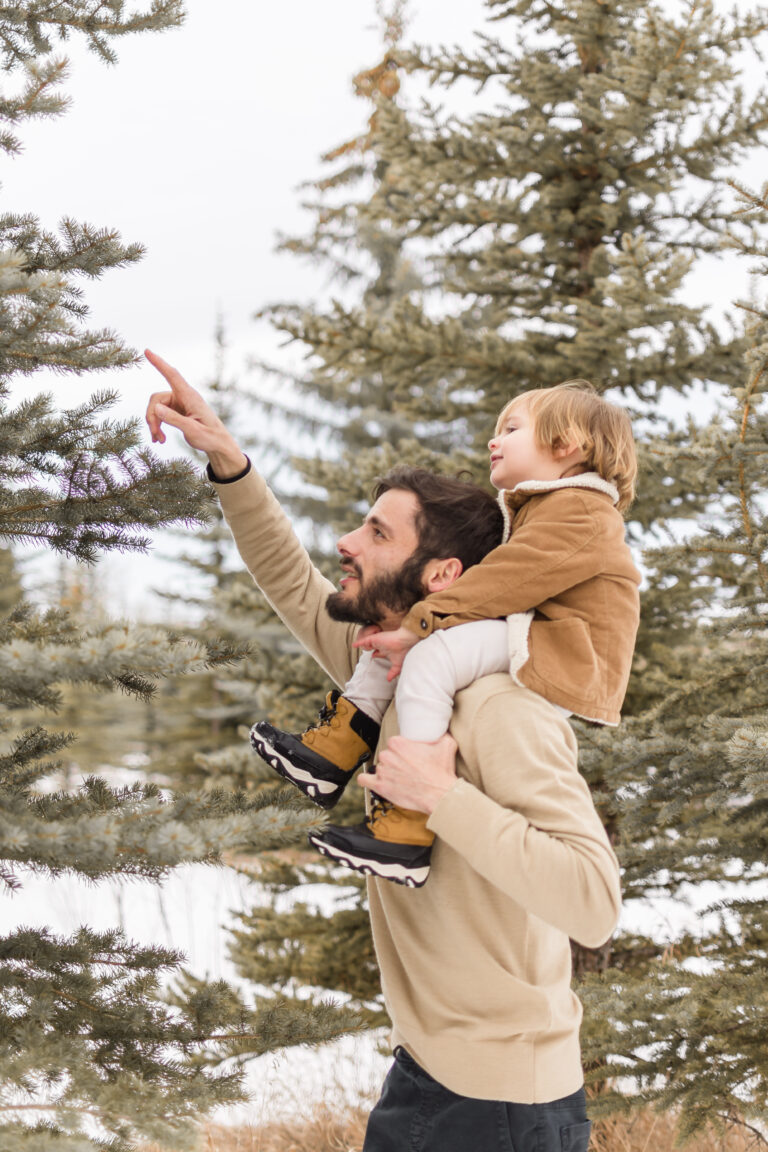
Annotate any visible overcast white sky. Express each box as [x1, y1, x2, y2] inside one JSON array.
[[6, 0, 487, 384], [5, 0, 765, 612]]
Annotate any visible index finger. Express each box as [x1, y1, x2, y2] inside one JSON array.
[[352, 635, 377, 650], [144, 349, 194, 396]]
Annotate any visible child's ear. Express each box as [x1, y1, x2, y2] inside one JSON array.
[[553, 432, 584, 461]]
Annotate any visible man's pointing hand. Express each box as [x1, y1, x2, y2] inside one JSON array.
[[145, 349, 247, 479]]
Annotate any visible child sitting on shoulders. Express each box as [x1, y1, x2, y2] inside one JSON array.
[[251, 380, 640, 887]]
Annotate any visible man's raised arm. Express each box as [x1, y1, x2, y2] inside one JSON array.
[[144, 351, 358, 689]]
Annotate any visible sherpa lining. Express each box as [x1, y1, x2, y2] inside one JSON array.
[[507, 610, 534, 677]]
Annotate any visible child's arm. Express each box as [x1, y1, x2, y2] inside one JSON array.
[[354, 626, 418, 680], [401, 489, 607, 638]]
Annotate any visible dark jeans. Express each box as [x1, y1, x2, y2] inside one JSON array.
[[362, 1047, 592, 1152]]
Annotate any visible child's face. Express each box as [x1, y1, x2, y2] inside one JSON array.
[[488, 402, 567, 491]]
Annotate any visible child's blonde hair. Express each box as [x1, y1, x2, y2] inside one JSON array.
[[495, 380, 637, 511]]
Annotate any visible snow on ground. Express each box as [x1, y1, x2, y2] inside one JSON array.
[[2, 840, 730, 1125], [0, 853, 389, 1124], [0, 761, 389, 1126]]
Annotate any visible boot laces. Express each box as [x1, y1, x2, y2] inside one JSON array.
[[316, 698, 337, 724], [302, 694, 340, 745], [367, 792, 393, 829]]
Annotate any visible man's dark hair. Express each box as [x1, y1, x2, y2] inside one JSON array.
[[373, 465, 503, 573]]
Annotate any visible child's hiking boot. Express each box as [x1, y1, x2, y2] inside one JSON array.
[[250, 690, 380, 809], [307, 796, 433, 887]]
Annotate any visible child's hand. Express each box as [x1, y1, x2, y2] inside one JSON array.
[[353, 626, 418, 681], [354, 624, 382, 647]]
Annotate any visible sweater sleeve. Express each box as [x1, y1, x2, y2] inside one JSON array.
[[402, 490, 605, 637], [427, 688, 621, 947], [211, 465, 358, 689]]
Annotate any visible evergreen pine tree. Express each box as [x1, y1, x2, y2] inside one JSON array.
[[0, 547, 23, 614], [253, 0, 427, 523], [0, 7, 358, 1149], [579, 181, 768, 1135], [24, 560, 158, 777], [217, 0, 768, 1134]]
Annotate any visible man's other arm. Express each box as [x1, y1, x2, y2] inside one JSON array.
[[436, 686, 621, 948]]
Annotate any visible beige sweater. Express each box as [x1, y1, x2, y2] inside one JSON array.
[[213, 465, 622, 1104]]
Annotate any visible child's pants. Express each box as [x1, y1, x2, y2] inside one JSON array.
[[345, 619, 511, 741], [343, 619, 570, 849]]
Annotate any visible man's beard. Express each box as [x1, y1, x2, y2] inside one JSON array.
[[326, 552, 428, 626]]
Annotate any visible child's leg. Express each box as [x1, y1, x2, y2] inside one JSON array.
[[344, 649, 396, 726], [307, 620, 510, 888], [396, 619, 510, 742], [250, 651, 388, 809]]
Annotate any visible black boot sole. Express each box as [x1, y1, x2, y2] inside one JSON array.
[[250, 732, 346, 809], [307, 829, 431, 887]]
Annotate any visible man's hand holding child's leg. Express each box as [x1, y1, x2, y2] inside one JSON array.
[[358, 733, 459, 816]]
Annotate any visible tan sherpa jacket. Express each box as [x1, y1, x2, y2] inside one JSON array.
[[211, 462, 622, 1105], [402, 474, 641, 725]]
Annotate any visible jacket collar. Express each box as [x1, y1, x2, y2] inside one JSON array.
[[498, 473, 620, 541]]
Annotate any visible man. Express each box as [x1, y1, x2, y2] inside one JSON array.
[[145, 349, 620, 1152]]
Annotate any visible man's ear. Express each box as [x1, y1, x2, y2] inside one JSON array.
[[422, 557, 463, 594]]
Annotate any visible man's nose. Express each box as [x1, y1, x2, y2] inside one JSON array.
[[337, 527, 359, 556]]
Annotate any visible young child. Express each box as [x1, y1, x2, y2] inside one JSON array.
[[251, 380, 641, 886]]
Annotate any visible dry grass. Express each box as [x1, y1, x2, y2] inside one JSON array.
[[142, 1101, 763, 1152], [199, 1105, 369, 1152], [590, 1109, 758, 1152]]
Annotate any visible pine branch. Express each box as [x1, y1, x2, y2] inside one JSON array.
[[0, 0, 185, 70]]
